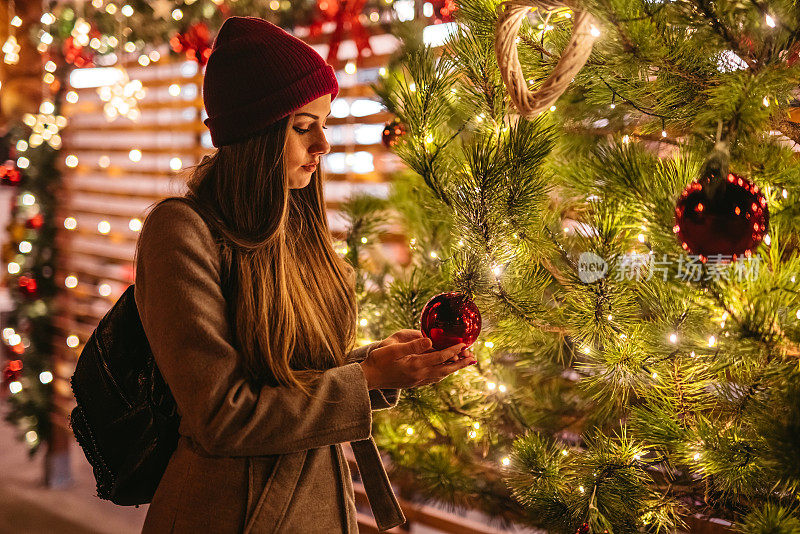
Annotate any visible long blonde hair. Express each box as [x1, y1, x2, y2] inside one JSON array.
[[145, 115, 358, 396]]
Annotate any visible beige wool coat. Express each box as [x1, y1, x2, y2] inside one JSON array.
[[134, 198, 406, 533]]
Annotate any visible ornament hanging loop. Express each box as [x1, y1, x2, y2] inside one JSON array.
[[495, 0, 598, 118]]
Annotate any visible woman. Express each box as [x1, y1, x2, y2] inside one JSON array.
[[133, 16, 475, 533]]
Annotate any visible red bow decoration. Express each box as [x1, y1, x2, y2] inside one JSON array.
[[170, 22, 213, 66], [310, 0, 373, 66]]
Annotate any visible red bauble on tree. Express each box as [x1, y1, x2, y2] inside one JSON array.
[[420, 292, 482, 351], [2, 360, 23, 387], [674, 169, 769, 261], [25, 213, 44, 230], [170, 22, 212, 66], [17, 275, 38, 298], [382, 119, 406, 148], [0, 161, 21, 187], [575, 522, 591, 534]]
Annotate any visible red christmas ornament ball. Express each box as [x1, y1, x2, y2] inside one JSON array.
[[3, 359, 23, 385], [419, 292, 481, 351], [0, 163, 21, 187], [18, 275, 38, 297], [25, 213, 44, 230], [576, 522, 590, 534], [382, 119, 406, 148], [674, 172, 769, 261]]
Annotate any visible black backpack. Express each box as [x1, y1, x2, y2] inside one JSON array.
[[69, 282, 180, 506]]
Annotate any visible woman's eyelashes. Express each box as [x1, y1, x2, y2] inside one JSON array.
[[293, 125, 328, 134]]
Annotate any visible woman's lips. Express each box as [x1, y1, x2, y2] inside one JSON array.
[[302, 163, 317, 172]]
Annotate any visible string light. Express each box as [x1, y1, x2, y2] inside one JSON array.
[[501, 457, 510, 466], [708, 335, 716, 347], [669, 333, 678, 344], [765, 14, 776, 28], [763, 96, 770, 107]]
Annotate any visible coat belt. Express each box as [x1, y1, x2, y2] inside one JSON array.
[[350, 436, 406, 531]]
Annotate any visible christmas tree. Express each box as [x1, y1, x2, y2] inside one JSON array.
[[358, 0, 800, 530]]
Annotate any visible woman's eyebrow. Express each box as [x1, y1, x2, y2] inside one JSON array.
[[295, 111, 332, 119]]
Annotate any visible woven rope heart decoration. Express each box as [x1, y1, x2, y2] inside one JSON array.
[[495, 0, 597, 118]]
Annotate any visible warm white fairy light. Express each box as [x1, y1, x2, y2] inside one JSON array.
[[763, 96, 770, 107], [409, 82, 416, 92], [63, 217, 77, 230], [64, 275, 78, 288], [669, 333, 678, 344], [589, 25, 600, 37], [66, 335, 80, 348], [72, 18, 91, 47], [486, 381, 497, 391], [406, 427, 414, 435], [498, 384, 507, 393], [360, 236, 368, 244], [7, 262, 20, 274], [638, 233, 645, 243], [22, 102, 68, 149], [359, 318, 368, 327], [549, 105, 557, 112], [98, 283, 112, 296], [661, 130, 667, 137], [17, 157, 29, 168], [764, 234, 771, 246], [344, 61, 356, 74], [171, 8, 183, 20], [578, 485, 585, 493], [98, 67, 145, 122], [9, 381, 22, 394], [98, 221, 111, 234], [2, 327, 14, 340], [18, 241, 31, 253], [129, 149, 142, 162], [473, 422, 480, 429], [16, 140, 27, 151], [65, 155, 79, 168], [39, 371, 53, 384], [622, 134, 630, 144], [765, 14, 776, 27], [485, 341, 494, 348], [170, 157, 182, 171], [501, 456, 510, 466], [21, 193, 35, 205], [129, 218, 142, 232], [468, 430, 477, 439], [3, 35, 20, 64], [561, 449, 568, 456], [795, 309, 800, 320]]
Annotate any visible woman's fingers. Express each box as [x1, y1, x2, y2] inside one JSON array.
[[418, 356, 476, 385], [414, 343, 465, 367]]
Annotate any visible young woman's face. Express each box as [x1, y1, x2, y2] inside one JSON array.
[[285, 94, 332, 189]]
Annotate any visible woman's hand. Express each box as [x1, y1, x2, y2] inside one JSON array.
[[375, 329, 473, 362], [359, 331, 476, 390]]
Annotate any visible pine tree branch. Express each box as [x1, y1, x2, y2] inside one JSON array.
[[690, 0, 758, 70]]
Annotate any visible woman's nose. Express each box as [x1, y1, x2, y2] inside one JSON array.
[[311, 133, 330, 155]]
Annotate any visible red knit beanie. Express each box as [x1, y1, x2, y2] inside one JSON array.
[[202, 16, 339, 147]]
